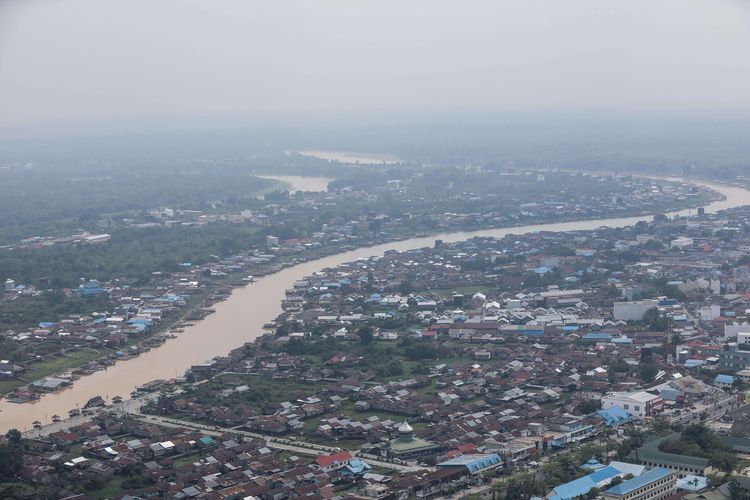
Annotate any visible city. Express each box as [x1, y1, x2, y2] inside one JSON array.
[[3, 1, 750, 499]]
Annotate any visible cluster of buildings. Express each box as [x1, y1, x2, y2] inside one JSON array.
[[9, 173, 750, 497]]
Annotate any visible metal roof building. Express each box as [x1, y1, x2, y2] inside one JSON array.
[[437, 453, 502, 474], [604, 467, 675, 499]]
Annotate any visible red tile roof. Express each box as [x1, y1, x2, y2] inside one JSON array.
[[315, 451, 352, 468]]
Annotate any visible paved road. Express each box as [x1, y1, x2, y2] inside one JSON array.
[[21, 395, 420, 472], [668, 394, 738, 425], [135, 413, 419, 472]]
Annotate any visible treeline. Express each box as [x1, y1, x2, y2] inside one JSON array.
[[0, 163, 275, 243], [0, 223, 264, 287]]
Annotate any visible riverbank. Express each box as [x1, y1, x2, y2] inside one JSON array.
[[0, 177, 745, 433], [0, 178, 718, 398]]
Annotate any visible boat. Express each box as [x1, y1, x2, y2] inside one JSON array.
[[68, 408, 80, 417], [32, 420, 42, 429], [51, 414, 61, 423]]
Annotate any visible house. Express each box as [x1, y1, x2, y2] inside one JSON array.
[[315, 451, 353, 472], [0, 360, 25, 379], [603, 467, 676, 500], [339, 458, 372, 478], [31, 377, 71, 392], [436, 454, 502, 475], [714, 374, 735, 389]]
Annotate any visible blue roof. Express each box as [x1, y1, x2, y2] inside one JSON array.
[[520, 329, 544, 336], [437, 454, 501, 473], [589, 466, 623, 483], [596, 406, 631, 426], [562, 326, 580, 331], [715, 374, 735, 385], [684, 359, 706, 368], [606, 467, 672, 496], [611, 337, 633, 344], [551, 466, 621, 499], [580, 458, 604, 470], [583, 332, 612, 340], [341, 458, 372, 475]]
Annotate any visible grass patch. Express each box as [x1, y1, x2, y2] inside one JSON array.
[[87, 477, 124, 499], [173, 451, 207, 467], [0, 347, 109, 394]]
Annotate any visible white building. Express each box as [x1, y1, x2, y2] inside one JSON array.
[[613, 300, 659, 321], [670, 237, 694, 249], [84, 233, 111, 244], [725, 322, 750, 340], [699, 305, 721, 322], [601, 391, 664, 420]]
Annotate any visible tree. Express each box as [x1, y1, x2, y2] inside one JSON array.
[[398, 280, 414, 295], [357, 325, 374, 345], [576, 399, 602, 415], [639, 362, 658, 383], [643, 307, 668, 332], [0, 442, 22, 479], [729, 478, 750, 500], [4, 429, 21, 445], [652, 417, 672, 435], [711, 450, 738, 473]]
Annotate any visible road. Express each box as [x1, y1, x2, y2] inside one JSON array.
[[22, 398, 420, 473], [667, 393, 738, 425], [22, 396, 146, 438], [135, 413, 420, 472]]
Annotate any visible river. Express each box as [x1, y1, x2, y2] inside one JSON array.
[[256, 175, 333, 193], [1, 178, 748, 433]]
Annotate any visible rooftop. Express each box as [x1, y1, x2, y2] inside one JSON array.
[[606, 467, 673, 496]]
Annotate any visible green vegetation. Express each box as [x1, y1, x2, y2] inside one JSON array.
[[0, 292, 112, 331], [494, 444, 608, 499], [0, 430, 23, 481], [0, 162, 275, 244], [575, 398, 602, 414], [659, 424, 737, 472], [0, 346, 110, 394], [0, 222, 264, 287]]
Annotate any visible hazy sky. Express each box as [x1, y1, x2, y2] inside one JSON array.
[[1, 0, 750, 134]]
